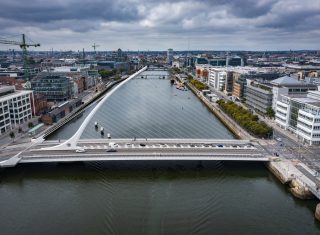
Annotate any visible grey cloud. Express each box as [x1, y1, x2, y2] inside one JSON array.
[[0, 0, 140, 23], [0, 0, 319, 50]]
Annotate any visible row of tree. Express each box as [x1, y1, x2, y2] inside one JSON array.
[[190, 79, 209, 90], [98, 69, 117, 79], [216, 100, 273, 138]]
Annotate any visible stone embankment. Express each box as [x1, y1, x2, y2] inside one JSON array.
[[177, 77, 251, 140], [315, 204, 320, 221]]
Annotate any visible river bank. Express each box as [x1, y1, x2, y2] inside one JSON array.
[[178, 74, 320, 221]]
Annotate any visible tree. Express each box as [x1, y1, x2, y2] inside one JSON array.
[[216, 99, 273, 138], [114, 75, 121, 81], [28, 122, 34, 128], [172, 67, 181, 74], [266, 107, 275, 118], [9, 132, 15, 141], [98, 69, 115, 79]]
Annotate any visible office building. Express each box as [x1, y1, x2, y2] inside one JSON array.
[[31, 75, 72, 102], [0, 86, 33, 134], [276, 91, 320, 145], [245, 80, 273, 114], [271, 75, 317, 109], [167, 49, 174, 65]]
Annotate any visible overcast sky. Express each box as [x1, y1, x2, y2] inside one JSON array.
[[0, 0, 319, 51]]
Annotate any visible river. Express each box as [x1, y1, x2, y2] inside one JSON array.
[[0, 70, 319, 235]]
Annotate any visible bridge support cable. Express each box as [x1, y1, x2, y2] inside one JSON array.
[[42, 66, 147, 150]]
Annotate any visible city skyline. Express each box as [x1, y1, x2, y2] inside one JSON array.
[[0, 0, 319, 51]]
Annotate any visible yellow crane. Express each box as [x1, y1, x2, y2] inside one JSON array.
[[0, 34, 40, 80]]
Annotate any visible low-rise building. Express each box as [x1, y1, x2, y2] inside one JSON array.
[[41, 98, 82, 124], [0, 86, 33, 134], [276, 91, 320, 145], [195, 65, 210, 82]]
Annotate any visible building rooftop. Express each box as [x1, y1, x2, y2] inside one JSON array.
[[284, 64, 320, 70], [292, 97, 320, 108], [285, 91, 320, 108], [271, 76, 306, 86], [0, 86, 32, 102]]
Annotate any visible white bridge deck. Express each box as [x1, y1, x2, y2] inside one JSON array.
[[0, 138, 273, 167]]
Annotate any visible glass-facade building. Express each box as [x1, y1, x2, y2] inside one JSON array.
[[31, 75, 72, 102]]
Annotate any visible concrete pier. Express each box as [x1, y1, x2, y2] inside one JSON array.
[[289, 179, 314, 199], [266, 161, 294, 184]]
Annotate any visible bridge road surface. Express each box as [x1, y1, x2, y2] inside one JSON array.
[[18, 139, 270, 163]]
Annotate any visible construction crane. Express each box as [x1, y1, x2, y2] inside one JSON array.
[[92, 43, 100, 54], [0, 34, 40, 80]]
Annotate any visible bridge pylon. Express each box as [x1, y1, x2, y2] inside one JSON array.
[[41, 66, 148, 151]]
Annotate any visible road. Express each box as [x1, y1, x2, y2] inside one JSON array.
[[0, 139, 270, 166]]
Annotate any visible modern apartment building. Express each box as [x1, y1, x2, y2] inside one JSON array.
[[276, 91, 320, 145], [207, 67, 234, 94], [0, 86, 33, 134]]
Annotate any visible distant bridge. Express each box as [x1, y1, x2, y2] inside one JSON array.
[[138, 74, 169, 78], [146, 67, 167, 71]]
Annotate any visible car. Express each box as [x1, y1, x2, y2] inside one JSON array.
[[276, 137, 282, 141], [109, 142, 119, 148], [106, 149, 117, 152], [75, 148, 86, 153], [217, 144, 224, 148], [139, 143, 146, 147]]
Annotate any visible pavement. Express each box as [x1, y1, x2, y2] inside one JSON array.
[[0, 116, 40, 149]]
